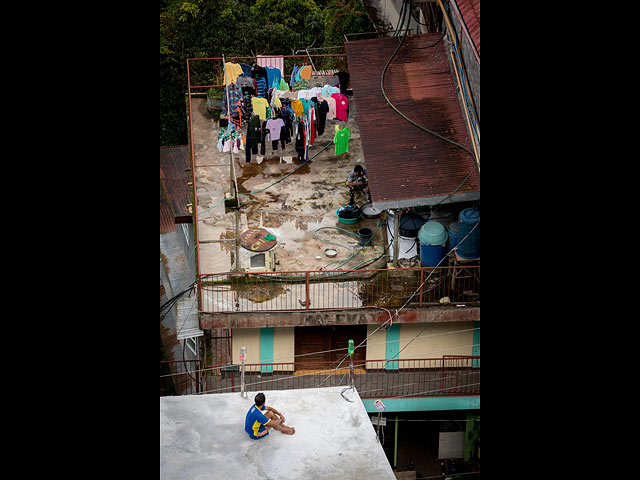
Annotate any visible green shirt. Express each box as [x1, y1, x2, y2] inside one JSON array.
[[333, 127, 350, 155]]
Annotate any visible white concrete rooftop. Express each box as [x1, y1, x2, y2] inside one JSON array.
[[160, 386, 395, 480]]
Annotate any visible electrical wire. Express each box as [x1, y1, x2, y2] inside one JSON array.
[[169, 222, 479, 388], [160, 326, 478, 379]]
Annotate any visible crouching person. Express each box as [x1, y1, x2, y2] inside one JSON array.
[[245, 392, 295, 439]]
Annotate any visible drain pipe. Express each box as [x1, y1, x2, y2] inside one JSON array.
[[392, 209, 401, 267], [240, 346, 247, 398]]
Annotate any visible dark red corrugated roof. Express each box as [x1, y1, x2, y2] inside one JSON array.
[[160, 145, 192, 233], [454, 0, 480, 59], [345, 33, 479, 209]]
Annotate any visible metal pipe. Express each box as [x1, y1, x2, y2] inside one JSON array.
[[240, 345, 247, 397], [393, 209, 400, 267], [186, 58, 203, 312], [394, 414, 399, 468]]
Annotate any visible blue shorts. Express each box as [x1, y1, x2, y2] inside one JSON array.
[[248, 430, 269, 440]]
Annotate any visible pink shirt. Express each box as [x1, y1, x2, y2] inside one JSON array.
[[331, 93, 348, 121], [325, 96, 337, 120]]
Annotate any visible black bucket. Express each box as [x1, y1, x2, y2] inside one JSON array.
[[358, 227, 373, 246]]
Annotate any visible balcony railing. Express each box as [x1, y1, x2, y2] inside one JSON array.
[[197, 356, 480, 399], [199, 265, 479, 313]]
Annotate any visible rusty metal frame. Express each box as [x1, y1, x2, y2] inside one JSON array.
[[186, 53, 349, 319]]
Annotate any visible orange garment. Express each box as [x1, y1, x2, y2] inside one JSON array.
[[291, 100, 305, 117], [298, 65, 312, 81]]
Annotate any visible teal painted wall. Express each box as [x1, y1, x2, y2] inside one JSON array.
[[472, 321, 480, 368], [385, 324, 401, 370], [363, 396, 479, 413], [260, 327, 274, 373]]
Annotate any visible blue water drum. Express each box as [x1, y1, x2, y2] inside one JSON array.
[[417, 221, 449, 267], [447, 221, 459, 250], [457, 208, 480, 259]]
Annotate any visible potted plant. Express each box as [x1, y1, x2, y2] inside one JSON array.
[[206, 87, 223, 113]]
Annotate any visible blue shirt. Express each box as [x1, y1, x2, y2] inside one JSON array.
[[245, 404, 270, 439]]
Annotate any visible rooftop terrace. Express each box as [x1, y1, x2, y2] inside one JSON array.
[[160, 386, 395, 480], [190, 91, 387, 275]]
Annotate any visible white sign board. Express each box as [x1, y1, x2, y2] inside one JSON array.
[[438, 431, 464, 459], [370, 415, 387, 426]]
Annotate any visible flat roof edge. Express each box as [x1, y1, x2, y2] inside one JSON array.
[[371, 191, 480, 210]]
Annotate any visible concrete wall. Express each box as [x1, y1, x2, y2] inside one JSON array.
[[232, 327, 295, 372], [366, 322, 475, 362], [233, 322, 476, 372]]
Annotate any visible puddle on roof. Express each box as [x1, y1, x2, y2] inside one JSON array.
[[236, 159, 311, 195]]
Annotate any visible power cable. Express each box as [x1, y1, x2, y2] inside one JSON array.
[[160, 326, 478, 379], [193, 344, 479, 396]]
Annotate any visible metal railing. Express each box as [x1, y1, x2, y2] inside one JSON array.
[[160, 360, 202, 396], [187, 54, 349, 92], [198, 356, 480, 398], [199, 265, 479, 313]]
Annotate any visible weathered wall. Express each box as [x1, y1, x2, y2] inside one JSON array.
[[201, 306, 479, 330]]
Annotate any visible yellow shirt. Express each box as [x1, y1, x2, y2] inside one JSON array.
[[224, 62, 244, 86], [251, 97, 270, 120]]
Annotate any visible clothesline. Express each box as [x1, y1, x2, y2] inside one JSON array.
[[218, 61, 351, 163]]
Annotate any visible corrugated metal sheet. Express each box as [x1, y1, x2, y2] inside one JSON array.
[[160, 184, 176, 234], [160, 145, 192, 226], [455, 0, 480, 58], [176, 296, 203, 340], [345, 33, 479, 209]]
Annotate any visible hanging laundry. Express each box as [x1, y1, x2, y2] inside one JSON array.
[[325, 95, 337, 120], [299, 98, 314, 117], [266, 117, 285, 151], [279, 78, 290, 91], [224, 62, 244, 86], [245, 115, 262, 163], [312, 98, 329, 136], [321, 84, 340, 98], [290, 65, 299, 88], [298, 65, 312, 81], [290, 99, 305, 118], [292, 78, 310, 91], [331, 93, 349, 121], [221, 83, 242, 115], [265, 66, 282, 90], [295, 119, 306, 162], [333, 126, 351, 155], [240, 63, 252, 76], [335, 71, 351, 94], [251, 97, 270, 121]]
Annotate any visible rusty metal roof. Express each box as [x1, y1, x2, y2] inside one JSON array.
[[454, 0, 480, 58], [160, 145, 192, 230], [345, 33, 479, 209]]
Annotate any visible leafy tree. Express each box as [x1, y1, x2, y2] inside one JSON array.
[[160, 0, 372, 146]]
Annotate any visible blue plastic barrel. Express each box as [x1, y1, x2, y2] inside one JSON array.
[[418, 222, 448, 267], [447, 221, 459, 250], [457, 208, 480, 259]]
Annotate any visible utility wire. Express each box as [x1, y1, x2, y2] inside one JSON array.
[[192, 343, 479, 395]]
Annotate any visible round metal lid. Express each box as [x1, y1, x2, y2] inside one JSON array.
[[361, 202, 383, 217], [239, 228, 277, 252]]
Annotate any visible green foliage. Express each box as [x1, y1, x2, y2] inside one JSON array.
[[159, 0, 372, 146]]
